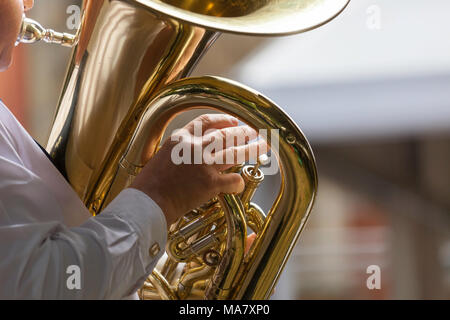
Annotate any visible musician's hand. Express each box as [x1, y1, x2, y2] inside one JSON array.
[[130, 114, 267, 226], [245, 233, 257, 254]]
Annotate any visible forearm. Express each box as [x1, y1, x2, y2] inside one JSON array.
[[0, 189, 167, 299]]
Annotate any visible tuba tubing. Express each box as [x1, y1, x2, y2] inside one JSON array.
[[16, 0, 350, 300], [113, 76, 318, 299]]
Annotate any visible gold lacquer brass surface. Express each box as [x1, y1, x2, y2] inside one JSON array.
[[23, 0, 351, 299], [135, 0, 350, 35], [45, 0, 348, 212], [131, 76, 317, 299]]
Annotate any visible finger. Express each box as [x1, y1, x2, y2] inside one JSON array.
[[215, 173, 245, 195], [213, 139, 269, 171], [245, 233, 257, 255], [184, 114, 238, 135], [24, 0, 34, 11], [202, 125, 258, 149]]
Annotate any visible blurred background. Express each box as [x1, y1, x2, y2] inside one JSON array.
[[1, 0, 449, 299]]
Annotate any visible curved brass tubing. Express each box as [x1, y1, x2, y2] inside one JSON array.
[[113, 76, 317, 299], [166, 204, 224, 262], [177, 265, 214, 299], [18, 0, 347, 301], [148, 270, 178, 300]]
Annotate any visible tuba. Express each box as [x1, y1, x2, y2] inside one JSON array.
[[17, 0, 350, 299]]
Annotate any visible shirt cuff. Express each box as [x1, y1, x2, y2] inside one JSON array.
[[102, 188, 168, 270]]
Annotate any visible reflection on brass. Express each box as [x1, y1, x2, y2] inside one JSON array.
[[19, 0, 350, 299]]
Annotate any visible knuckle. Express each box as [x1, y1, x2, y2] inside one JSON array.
[[180, 133, 192, 144], [217, 128, 227, 140], [244, 126, 257, 139], [198, 114, 212, 125], [171, 128, 187, 140]]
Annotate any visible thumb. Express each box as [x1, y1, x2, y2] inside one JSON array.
[[216, 173, 245, 195]]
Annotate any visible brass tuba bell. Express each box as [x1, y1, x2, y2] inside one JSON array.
[[17, 0, 350, 299]]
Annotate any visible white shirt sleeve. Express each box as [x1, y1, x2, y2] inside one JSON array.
[[0, 102, 168, 299], [0, 188, 167, 300]]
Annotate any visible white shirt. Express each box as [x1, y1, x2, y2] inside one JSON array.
[[0, 100, 167, 299]]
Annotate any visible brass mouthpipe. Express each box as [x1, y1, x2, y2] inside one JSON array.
[[16, 15, 76, 47]]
